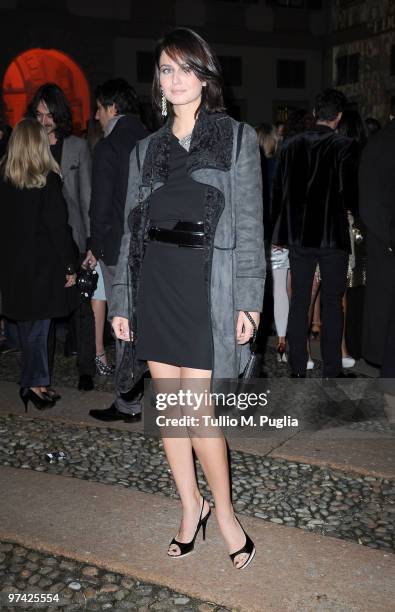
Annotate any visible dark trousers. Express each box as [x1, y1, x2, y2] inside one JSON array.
[[380, 286, 395, 380], [68, 299, 96, 376], [288, 247, 348, 377], [17, 319, 51, 388], [3, 318, 21, 349]]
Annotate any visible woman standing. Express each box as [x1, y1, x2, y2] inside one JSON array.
[[0, 118, 79, 410], [110, 29, 265, 569], [256, 123, 289, 362]]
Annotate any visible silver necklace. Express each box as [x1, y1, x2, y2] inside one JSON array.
[[178, 132, 192, 151]]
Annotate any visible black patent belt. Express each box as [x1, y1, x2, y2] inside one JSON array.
[[148, 221, 204, 249]]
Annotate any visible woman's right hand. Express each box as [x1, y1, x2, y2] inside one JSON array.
[[112, 316, 133, 342]]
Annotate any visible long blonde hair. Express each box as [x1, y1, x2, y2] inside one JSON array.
[[3, 118, 61, 189], [255, 123, 278, 159]]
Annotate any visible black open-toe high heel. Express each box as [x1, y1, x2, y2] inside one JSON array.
[[19, 388, 54, 413], [229, 516, 256, 570], [168, 497, 211, 559], [43, 387, 61, 402]]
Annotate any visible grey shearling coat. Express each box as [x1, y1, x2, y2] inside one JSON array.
[[109, 110, 265, 384]]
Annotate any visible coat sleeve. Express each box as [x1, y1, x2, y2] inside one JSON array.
[[89, 140, 117, 259], [234, 124, 266, 312], [42, 173, 78, 273], [77, 140, 92, 246], [107, 146, 140, 320]]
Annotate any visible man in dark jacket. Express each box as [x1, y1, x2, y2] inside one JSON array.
[[271, 89, 358, 378], [359, 111, 395, 399], [88, 79, 148, 422]]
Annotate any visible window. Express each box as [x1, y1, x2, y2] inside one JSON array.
[[391, 45, 395, 76], [277, 60, 306, 89], [136, 51, 155, 84], [216, 0, 258, 4], [267, 0, 322, 8], [336, 54, 360, 85], [218, 56, 243, 86], [268, 0, 304, 7]]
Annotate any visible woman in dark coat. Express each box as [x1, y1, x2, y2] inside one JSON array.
[[110, 29, 265, 569], [0, 118, 79, 410]]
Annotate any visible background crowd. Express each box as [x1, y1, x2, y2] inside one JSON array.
[[1, 77, 395, 415]]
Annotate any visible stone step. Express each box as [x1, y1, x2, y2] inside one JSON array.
[[0, 466, 394, 612]]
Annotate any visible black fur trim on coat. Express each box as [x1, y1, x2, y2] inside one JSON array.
[[142, 109, 233, 185]]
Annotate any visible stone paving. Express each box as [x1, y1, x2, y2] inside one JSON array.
[[0, 541, 230, 611], [0, 340, 394, 612], [0, 414, 393, 554]]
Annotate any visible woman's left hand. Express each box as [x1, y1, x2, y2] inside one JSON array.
[[65, 273, 77, 288], [236, 311, 260, 345]]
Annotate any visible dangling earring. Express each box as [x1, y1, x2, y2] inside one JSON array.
[[161, 91, 167, 117]]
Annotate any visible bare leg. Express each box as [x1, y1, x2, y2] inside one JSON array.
[[91, 299, 107, 363], [307, 277, 321, 363], [308, 276, 321, 331], [148, 361, 206, 557], [181, 367, 250, 568], [149, 361, 250, 567]]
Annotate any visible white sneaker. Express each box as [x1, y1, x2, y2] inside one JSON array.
[[342, 356, 356, 368], [307, 359, 315, 370]]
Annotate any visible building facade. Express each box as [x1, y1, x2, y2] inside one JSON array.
[[330, 0, 395, 123], [0, 0, 329, 129]]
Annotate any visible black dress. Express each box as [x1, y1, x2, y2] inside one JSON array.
[[136, 135, 213, 369]]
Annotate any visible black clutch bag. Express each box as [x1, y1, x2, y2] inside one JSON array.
[[221, 312, 262, 423], [76, 268, 98, 299], [238, 311, 262, 386]]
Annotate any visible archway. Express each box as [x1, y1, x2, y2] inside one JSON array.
[[2, 48, 90, 133]]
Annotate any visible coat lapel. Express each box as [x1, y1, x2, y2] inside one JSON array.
[[141, 110, 233, 185], [187, 111, 233, 174], [60, 137, 77, 179]]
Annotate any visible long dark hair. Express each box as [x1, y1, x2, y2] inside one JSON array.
[[152, 28, 225, 120], [27, 83, 73, 140]]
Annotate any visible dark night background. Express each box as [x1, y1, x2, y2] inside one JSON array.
[[0, 0, 394, 131]]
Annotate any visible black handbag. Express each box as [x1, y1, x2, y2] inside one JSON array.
[[76, 268, 98, 299], [220, 312, 262, 423]]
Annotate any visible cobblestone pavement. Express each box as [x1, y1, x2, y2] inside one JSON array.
[[0, 415, 393, 554], [0, 541, 230, 611]]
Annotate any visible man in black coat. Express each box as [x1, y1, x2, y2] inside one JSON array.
[[88, 79, 148, 422], [271, 89, 358, 378], [359, 110, 395, 395]]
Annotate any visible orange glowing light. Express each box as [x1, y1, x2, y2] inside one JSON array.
[[3, 48, 91, 133]]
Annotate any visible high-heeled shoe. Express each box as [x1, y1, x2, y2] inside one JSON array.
[[229, 516, 256, 570], [276, 342, 287, 363], [19, 388, 54, 413], [43, 387, 61, 402], [95, 353, 115, 376], [168, 497, 211, 559]]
